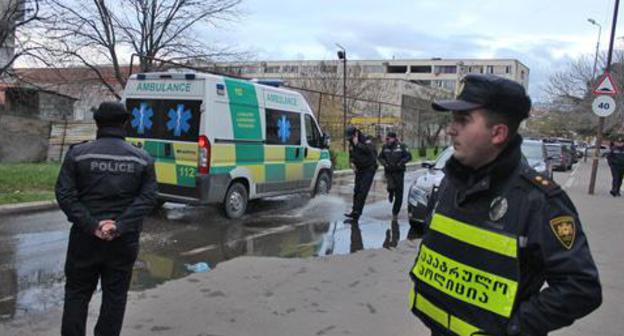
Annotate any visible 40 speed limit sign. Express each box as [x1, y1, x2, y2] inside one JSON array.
[[592, 95, 616, 117]]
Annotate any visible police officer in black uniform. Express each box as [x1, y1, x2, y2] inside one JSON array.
[[408, 74, 602, 336], [344, 126, 378, 222], [56, 102, 157, 336], [606, 136, 624, 196], [378, 131, 412, 219]]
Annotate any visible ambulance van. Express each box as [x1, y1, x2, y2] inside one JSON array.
[[122, 72, 332, 218]]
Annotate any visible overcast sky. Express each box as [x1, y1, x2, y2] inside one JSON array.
[[210, 0, 623, 101]]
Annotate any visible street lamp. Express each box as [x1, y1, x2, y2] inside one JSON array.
[[336, 43, 347, 151], [588, 18, 602, 81]]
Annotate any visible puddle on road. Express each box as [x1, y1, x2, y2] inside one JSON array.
[[0, 184, 416, 322]]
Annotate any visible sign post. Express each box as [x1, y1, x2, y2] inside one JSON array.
[[589, 0, 620, 195]]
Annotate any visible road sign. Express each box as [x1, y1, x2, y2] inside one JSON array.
[[593, 72, 619, 95], [592, 95, 616, 116]]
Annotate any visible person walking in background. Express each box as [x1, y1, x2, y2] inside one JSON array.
[[606, 136, 624, 197], [378, 132, 412, 220], [55, 102, 157, 336], [408, 74, 601, 335], [344, 126, 378, 223]]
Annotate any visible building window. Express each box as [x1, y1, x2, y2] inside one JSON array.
[[410, 65, 432, 73], [265, 66, 280, 73], [320, 65, 337, 73], [486, 65, 494, 74], [363, 65, 384, 73], [281, 65, 300, 73], [387, 65, 408, 74], [435, 65, 457, 74], [505, 65, 512, 74], [520, 70, 525, 80]]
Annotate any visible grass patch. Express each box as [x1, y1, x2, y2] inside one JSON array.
[[0, 163, 61, 205]]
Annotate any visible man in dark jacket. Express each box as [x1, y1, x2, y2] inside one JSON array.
[[56, 102, 157, 336], [606, 136, 624, 196], [378, 132, 412, 219], [344, 126, 378, 222], [408, 74, 601, 336]]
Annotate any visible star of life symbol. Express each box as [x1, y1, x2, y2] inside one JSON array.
[[167, 104, 192, 137], [131, 102, 153, 134], [277, 115, 291, 143]]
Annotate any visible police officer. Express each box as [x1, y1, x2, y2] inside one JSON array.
[[408, 74, 602, 336], [344, 126, 378, 222], [606, 136, 624, 197], [378, 131, 412, 220], [56, 101, 157, 336]]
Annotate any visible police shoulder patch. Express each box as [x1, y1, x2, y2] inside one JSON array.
[[549, 215, 576, 249], [521, 169, 561, 197]]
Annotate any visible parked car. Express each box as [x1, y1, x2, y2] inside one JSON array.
[[585, 145, 609, 158], [407, 147, 453, 226], [521, 139, 553, 179], [544, 143, 573, 171], [408, 139, 555, 226]]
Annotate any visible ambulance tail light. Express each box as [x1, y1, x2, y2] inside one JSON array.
[[198, 135, 210, 175]]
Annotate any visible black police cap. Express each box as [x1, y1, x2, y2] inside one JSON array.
[[345, 125, 358, 137], [94, 101, 130, 125], [432, 74, 531, 121]]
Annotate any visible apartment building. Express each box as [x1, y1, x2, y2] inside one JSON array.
[[211, 58, 530, 93]]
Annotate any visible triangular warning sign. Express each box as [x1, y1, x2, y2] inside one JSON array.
[[593, 72, 618, 95]]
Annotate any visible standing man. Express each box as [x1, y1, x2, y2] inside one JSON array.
[[606, 136, 624, 196], [408, 74, 602, 335], [378, 131, 412, 220], [56, 102, 157, 336], [344, 126, 378, 223]]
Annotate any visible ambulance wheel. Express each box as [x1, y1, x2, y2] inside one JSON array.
[[223, 182, 248, 219], [313, 171, 331, 196]]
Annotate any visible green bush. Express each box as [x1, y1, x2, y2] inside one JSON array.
[[0, 163, 61, 205]]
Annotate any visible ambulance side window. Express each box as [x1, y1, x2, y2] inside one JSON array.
[[265, 109, 301, 145], [304, 114, 322, 148]]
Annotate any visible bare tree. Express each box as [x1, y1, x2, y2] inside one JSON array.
[[0, 0, 43, 77], [36, 0, 244, 98], [541, 50, 624, 137]]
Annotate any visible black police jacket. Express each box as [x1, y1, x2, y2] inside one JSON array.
[[418, 135, 601, 336], [349, 134, 378, 170], [378, 141, 412, 172], [55, 127, 158, 236], [606, 144, 624, 167]]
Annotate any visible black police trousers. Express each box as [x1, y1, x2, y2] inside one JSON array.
[[62, 227, 139, 336], [352, 167, 376, 217], [386, 171, 405, 215], [609, 163, 624, 195]]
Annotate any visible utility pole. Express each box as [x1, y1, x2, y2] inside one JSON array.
[[589, 0, 619, 195], [337, 43, 347, 151]]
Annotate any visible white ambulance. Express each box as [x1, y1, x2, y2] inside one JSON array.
[[122, 72, 332, 218]]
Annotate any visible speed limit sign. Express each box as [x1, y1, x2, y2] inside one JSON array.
[[592, 95, 616, 117]]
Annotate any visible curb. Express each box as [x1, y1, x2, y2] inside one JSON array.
[[0, 200, 58, 216]]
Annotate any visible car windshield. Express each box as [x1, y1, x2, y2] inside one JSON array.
[[434, 147, 454, 169], [521, 142, 544, 160]]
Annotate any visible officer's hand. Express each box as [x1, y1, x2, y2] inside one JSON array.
[[350, 163, 357, 172], [95, 220, 116, 241]]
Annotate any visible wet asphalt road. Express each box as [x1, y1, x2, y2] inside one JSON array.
[[0, 169, 423, 322]]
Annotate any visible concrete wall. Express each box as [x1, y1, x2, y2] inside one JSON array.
[[0, 114, 51, 162], [39, 92, 75, 120]]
